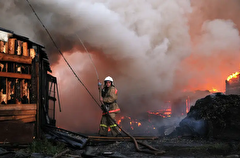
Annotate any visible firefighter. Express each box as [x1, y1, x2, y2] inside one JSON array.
[[98, 76, 121, 137]]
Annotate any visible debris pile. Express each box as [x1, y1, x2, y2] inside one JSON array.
[[170, 93, 240, 140]]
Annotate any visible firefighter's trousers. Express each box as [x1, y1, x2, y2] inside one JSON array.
[[99, 112, 120, 136]]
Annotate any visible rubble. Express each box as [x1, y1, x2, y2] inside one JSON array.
[[1, 136, 240, 158], [170, 93, 240, 140], [1, 92, 240, 157]]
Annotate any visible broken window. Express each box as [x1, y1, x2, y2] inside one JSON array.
[[0, 53, 31, 104]]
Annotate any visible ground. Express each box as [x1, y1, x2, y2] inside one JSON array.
[[72, 136, 240, 158], [2, 94, 240, 157], [1, 135, 240, 157]]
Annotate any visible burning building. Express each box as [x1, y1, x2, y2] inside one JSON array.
[[0, 27, 59, 144], [225, 71, 240, 95]]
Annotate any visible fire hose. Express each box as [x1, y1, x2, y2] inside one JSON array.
[[98, 87, 165, 155], [78, 32, 165, 155]]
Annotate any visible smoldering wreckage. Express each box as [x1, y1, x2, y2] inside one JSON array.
[[0, 27, 240, 158], [0, 28, 240, 158]]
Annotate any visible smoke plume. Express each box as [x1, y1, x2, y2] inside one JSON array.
[[1, 0, 240, 133]]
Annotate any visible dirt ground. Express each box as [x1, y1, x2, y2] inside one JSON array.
[[70, 136, 240, 158], [1, 136, 240, 158]]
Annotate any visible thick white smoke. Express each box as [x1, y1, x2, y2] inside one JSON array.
[[0, 0, 240, 133]]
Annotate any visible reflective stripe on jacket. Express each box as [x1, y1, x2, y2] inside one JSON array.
[[102, 108, 120, 115]]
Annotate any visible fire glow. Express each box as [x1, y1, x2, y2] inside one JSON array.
[[116, 116, 157, 135], [227, 72, 240, 81], [147, 109, 171, 118], [116, 108, 172, 133], [209, 88, 219, 93], [117, 116, 142, 130]]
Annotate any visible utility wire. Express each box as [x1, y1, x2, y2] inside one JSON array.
[[26, 0, 101, 107], [76, 35, 99, 81]]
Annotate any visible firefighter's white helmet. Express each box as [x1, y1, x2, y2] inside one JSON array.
[[104, 76, 113, 82]]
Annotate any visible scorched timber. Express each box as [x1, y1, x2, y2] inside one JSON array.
[[0, 104, 36, 123], [0, 52, 32, 64], [0, 110, 36, 116], [0, 104, 36, 110], [0, 72, 31, 79], [0, 121, 34, 144], [43, 125, 88, 149], [0, 115, 35, 121]]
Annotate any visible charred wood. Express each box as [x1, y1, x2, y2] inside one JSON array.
[[170, 93, 240, 140], [0, 104, 36, 110], [0, 121, 34, 144], [0, 52, 32, 64], [0, 72, 31, 79], [43, 125, 88, 149], [0, 109, 36, 116]]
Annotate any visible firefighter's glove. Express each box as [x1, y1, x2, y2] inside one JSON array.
[[101, 104, 108, 113], [98, 82, 102, 89]]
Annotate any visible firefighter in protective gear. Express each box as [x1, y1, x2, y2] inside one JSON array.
[[98, 76, 121, 136]]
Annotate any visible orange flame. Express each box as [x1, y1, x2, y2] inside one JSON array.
[[117, 116, 144, 131], [209, 87, 219, 93], [227, 72, 240, 81], [147, 108, 171, 118], [186, 96, 190, 113]]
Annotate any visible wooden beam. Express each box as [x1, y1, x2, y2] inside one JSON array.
[[88, 136, 159, 141], [0, 110, 36, 116], [0, 72, 31, 79], [20, 117, 36, 123], [0, 53, 32, 64], [36, 61, 40, 138], [0, 121, 34, 144], [0, 115, 35, 121], [0, 104, 36, 110]]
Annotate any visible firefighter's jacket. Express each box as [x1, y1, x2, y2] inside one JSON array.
[[101, 86, 120, 114]]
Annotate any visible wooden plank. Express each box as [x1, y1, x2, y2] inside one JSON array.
[[0, 121, 34, 144], [0, 109, 36, 116], [0, 52, 32, 64], [16, 40, 22, 56], [0, 104, 36, 110], [20, 117, 36, 123], [0, 41, 8, 54], [30, 48, 36, 59], [22, 42, 29, 57], [0, 114, 35, 121], [0, 72, 31, 79], [36, 61, 40, 138], [8, 38, 16, 55], [88, 136, 159, 141]]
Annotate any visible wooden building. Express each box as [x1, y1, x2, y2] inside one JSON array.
[[0, 27, 59, 144]]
